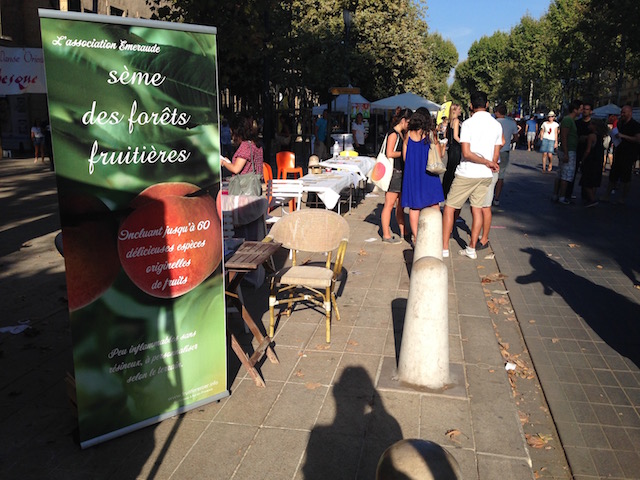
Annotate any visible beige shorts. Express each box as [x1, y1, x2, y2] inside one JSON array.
[[482, 172, 499, 207], [445, 176, 492, 209]]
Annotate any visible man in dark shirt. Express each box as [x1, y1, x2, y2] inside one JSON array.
[[603, 105, 640, 204], [568, 101, 593, 199]]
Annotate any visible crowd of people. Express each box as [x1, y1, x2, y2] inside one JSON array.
[[366, 93, 640, 258], [363, 91, 512, 258], [220, 93, 639, 259]]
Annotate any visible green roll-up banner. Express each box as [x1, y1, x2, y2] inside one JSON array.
[[39, 10, 228, 448]]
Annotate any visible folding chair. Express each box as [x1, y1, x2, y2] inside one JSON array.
[[265, 179, 303, 224]]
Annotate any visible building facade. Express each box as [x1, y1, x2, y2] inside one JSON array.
[[0, 0, 153, 155]]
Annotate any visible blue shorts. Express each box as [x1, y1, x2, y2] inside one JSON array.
[[33, 137, 44, 146], [540, 138, 555, 153]]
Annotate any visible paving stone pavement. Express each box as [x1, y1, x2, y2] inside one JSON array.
[[0, 150, 637, 479], [485, 149, 640, 480]]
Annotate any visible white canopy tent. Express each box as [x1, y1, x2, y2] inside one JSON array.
[[311, 93, 371, 115], [592, 103, 620, 118], [370, 92, 441, 114]]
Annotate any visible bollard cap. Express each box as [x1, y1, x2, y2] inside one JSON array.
[[376, 439, 461, 480]]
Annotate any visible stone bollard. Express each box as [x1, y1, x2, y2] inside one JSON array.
[[413, 207, 443, 262], [376, 439, 461, 480], [397, 254, 450, 389]]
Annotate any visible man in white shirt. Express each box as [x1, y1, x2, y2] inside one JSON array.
[[442, 91, 502, 259], [351, 113, 367, 152]]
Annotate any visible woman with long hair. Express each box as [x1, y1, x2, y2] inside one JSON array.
[[380, 108, 412, 243], [222, 116, 264, 176], [442, 103, 462, 197], [401, 111, 445, 243]]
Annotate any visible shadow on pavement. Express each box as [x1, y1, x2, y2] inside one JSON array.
[[516, 247, 640, 368], [302, 366, 402, 479]]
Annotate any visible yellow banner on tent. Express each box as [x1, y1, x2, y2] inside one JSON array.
[[437, 101, 452, 125]]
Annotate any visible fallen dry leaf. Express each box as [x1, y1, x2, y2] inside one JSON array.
[[315, 344, 331, 350], [551, 338, 560, 344], [347, 340, 359, 346], [305, 382, 322, 390], [529, 320, 536, 324], [481, 272, 508, 284], [519, 411, 530, 425], [486, 300, 499, 313], [526, 433, 552, 448], [534, 467, 548, 478], [358, 248, 368, 256], [634, 284, 640, 290], [294, 369, 305, 378], [596, 265, 603, 269], [567, 243, 580, 248], [492, 289, 509, 295], [445, 429, 464, 443]]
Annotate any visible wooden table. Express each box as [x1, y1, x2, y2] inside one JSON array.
[[225, 240, 282, 388]]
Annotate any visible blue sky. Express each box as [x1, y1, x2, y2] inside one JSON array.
[[425, 0, 553, 64]]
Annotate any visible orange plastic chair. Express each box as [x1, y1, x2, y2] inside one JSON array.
[[263, 162, 273, 182], [276, 152, 303, 211], [263, 163, 274, 210], [276, 151, 303, 180]]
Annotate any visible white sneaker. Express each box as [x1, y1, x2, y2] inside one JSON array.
[[442, 249, 449, 258], [458, 247, 477, 259]]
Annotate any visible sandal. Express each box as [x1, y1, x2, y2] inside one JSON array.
[[382, 235, 402, 244]]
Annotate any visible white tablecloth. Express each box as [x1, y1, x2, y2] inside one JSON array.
[[318, 155, 376, 181], [301, 171, 358, 210]]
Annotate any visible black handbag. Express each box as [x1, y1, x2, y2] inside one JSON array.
[[228, 142, 262, 196]]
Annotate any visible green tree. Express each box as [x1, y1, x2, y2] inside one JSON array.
[[148, 0, 451, 108], [424, 33, 458, 103], [450, 32, 508, 105]]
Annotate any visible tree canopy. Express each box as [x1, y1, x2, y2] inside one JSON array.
[[147, 0, 457, 113], [450, 0, 640, 114]]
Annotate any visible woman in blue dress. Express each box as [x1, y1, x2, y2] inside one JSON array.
[[401, 111, 445, 243]]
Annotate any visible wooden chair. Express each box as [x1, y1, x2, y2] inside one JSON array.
[[276, 151, 303, 179], [265, 209, 349, 343]]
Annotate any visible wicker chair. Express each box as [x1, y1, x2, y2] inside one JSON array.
[[265, 209, 349, 343]]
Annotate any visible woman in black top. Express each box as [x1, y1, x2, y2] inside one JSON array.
[[442, 103, 462, 198], [380, 108, 412, 243]]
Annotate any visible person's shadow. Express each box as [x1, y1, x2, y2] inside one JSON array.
[[302, 366, 403, 479], [516, 248, 640, 367]]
